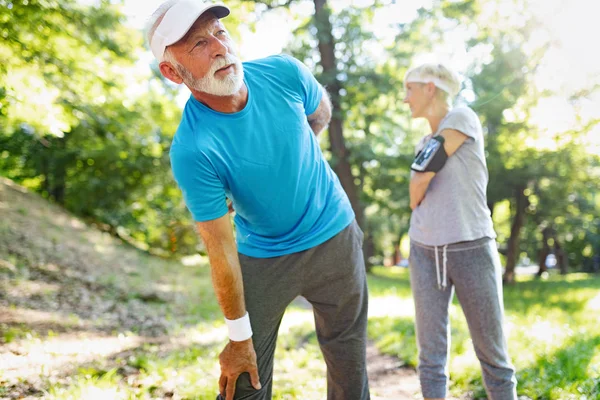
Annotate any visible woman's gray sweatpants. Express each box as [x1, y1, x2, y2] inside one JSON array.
[[409, 237, 517, 399], [225, 220, 370, 400]]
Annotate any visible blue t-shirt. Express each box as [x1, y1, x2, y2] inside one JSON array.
[[170, 54, 354, 258]]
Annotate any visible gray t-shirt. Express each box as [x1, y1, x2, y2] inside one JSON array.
[[409, 107, 496, 246]]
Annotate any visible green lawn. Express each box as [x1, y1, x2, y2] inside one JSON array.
[[3, 245, 599, 399], [367, 266, 600, 399], [4, 252, 599, 399], [3, 176, 599, 399], [30, 264, 600, 399], [4, 177, 600, 399]]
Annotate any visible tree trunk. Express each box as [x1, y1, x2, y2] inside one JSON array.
[[51, 162, 66, 205], [503, 185, 528, 283], [393, 227, 408, 266], [40, 151, 50, 196], [48, 135, 67, 205], [313, 0, 369, 266], [537, 227, 550, 277], [555, 238, 568, 275], [393, 244, 401, 266]]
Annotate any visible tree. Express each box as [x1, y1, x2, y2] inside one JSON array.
[[0, 0, 196, 255]]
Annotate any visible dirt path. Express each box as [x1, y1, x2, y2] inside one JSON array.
[[290, 295, 421, 399], [367, 341, 421, 399]]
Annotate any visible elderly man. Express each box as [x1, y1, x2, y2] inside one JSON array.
[[147, 1, 370, 399]]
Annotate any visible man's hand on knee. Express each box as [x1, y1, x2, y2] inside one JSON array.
[[219, 338, 261, 400]]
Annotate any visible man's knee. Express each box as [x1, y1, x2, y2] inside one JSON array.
[[215, 372, 272, 400]]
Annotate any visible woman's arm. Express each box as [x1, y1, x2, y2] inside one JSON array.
[[409, 129, 469, 210], [410, 171, 436, 210], [439, 128, 468, 156]]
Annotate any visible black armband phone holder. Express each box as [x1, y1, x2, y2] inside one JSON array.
[[411, 136, 448, 172]]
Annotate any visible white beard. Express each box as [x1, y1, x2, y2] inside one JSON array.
[[181, 54, 244, 96]]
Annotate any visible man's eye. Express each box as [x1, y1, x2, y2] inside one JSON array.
[[216, 30, 227, 36], [196, 40, 207, 47]]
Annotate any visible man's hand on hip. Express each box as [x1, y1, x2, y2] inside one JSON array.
[[219, 338, 261, 400]]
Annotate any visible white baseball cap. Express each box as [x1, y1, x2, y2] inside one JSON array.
[[150, 0, 230, 61]]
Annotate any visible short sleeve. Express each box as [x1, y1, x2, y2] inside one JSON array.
[[439, 107, 482, 141], [170, 145, 228, 222], [281, 54, 323, 115]]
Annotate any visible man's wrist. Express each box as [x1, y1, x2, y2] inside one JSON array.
[[225, 312, 252, 342]]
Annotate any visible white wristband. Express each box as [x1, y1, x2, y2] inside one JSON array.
[[225, 312, 252, 341]]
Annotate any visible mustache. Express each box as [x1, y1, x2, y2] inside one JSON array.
[[210, 55, 240, 74]]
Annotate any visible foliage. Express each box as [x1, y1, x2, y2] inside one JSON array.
[[0, 0, 598, 265], [0, 0, 197, 255]]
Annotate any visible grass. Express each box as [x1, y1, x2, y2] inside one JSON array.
[[38, 318, 327, 400], [1, 324, 36, 344], [37, 267, 600, 399], [366, 266, 600, 399], [2, 177, 600, 399]]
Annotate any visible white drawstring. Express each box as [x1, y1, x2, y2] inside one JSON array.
[[442, 245, 448, 290], [434, 245, 449, 290]]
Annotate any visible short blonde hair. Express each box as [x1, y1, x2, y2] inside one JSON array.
[[404, 63, 461, 100]]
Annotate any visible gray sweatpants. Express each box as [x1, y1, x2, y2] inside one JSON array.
[[409, 237, 517, 399], [224, 220, 370, 400]]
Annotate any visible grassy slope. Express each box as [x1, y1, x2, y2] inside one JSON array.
[[0, 177, 326, 399]]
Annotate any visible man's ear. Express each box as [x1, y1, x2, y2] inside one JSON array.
[[425, 81, 436, 96], [159, 61, 184, 85]]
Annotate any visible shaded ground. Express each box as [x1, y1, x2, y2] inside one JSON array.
[[0, 177, 423, 399], [367, 341, 421, 399]]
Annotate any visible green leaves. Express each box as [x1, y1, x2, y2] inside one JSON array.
[[0, 0, 195, 255], [1, 0, 597, 265]]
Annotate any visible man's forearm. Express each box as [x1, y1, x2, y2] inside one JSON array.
[[196, 217, 260, 398], [206, 241, 246, 319], [197, 217, 246, 320]]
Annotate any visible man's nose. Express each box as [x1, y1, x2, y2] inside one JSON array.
[[209, 36, 228, 58]]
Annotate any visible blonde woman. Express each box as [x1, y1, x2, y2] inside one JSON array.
[[403, 63, 517, 400]]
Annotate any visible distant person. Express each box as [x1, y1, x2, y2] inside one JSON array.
[[403, 62, 517, 399], [146, 1, 370, 399]]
